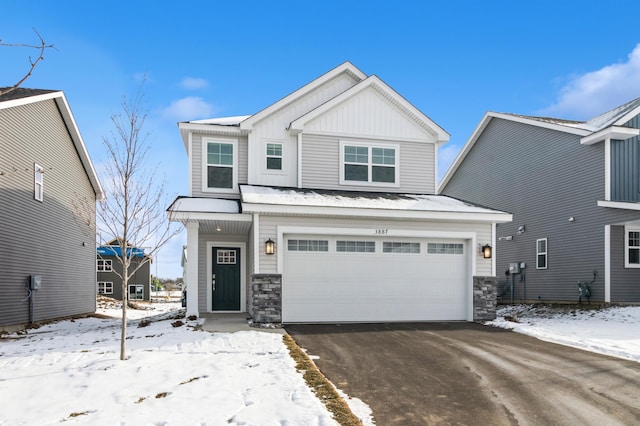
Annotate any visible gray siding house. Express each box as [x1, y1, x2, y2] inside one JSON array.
[[169, 62, 511, 324], [439, 98, 640, 303], [97, 240, 152, 302], [0, 88, 104, 328]]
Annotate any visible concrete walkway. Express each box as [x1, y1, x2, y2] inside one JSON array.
[[202, 313, 286, 334]]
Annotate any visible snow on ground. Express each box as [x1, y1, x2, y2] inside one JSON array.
[[487, 304, 640, 362], [1, 301, 637, 425]]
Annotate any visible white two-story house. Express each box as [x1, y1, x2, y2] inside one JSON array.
[[168, 62, 511, 323]]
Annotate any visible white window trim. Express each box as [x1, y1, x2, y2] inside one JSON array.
[[34, 163, 44, 202], [536, 238, 548, 270], [98, 281, 113, 294], [339, 140, 400, 187], [624, 226, 640, 268], [202, 138, 238, 193], [264, 140, 285, 175], [97, 259, 113, 272], [128, 284, 144, 300]]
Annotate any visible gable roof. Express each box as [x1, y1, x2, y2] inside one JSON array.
[[438, 99, 640, 192], [0, 88, 105, 200]]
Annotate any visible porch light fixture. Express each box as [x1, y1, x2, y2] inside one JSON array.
[[265, 238, 275, 255], [482, 244, 492, 259]]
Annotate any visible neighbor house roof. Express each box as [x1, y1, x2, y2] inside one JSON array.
[[0, 88, 105, 200]]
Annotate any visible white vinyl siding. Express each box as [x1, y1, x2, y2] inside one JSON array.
[[536, 238, 548, 269], [625, 227, 640, 268]]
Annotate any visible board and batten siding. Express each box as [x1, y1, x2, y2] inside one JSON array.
[[190, 133, 248, 199], [301, 133, 436, 193], [441, 117, 640, 302], [256, 214, 493, 276], [0, 99, 97, 327], [611, 115, 640, 202]]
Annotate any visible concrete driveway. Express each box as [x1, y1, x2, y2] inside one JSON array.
[[285, 322, 640, 425]]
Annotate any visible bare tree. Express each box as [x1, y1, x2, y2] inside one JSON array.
[[98, 82, 180, 360], [1, 29, 54, 96]]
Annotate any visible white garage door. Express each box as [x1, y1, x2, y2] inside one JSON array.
[[282, 235, 470, 323]]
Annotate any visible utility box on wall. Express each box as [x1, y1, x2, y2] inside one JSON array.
[[30, 275, 42, 290], [508, 263, 520, 274]]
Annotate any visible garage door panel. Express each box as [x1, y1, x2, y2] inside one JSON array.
[[283, 236, 469, 322]]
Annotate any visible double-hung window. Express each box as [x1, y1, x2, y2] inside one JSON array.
[[205, 139, 236, 190], [266, 143, 283, 171], [97, 259, 112, 272], [341, 142, 398, 185], [98, 282, 113, 294], [625, 227, 640, 267], [34, 163, 44, 201], [536, 238, 548, 269]]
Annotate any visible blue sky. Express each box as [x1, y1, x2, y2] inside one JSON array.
[[3, 1, 640, 278]]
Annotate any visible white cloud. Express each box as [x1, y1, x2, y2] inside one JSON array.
[[179, 77, 210, 90], [542, 43, 640, 119], [162, 96, 215, 121]]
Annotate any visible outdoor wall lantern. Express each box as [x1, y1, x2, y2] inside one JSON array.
[[482, 244, 492, 259], [265, 238, 275, 255]]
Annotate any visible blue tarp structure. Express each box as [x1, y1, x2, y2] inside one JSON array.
[[97, 245, 145, 257]]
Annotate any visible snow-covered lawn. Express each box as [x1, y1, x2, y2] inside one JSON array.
[[488, 304, 640, 362], [1, 301, 637, 425]]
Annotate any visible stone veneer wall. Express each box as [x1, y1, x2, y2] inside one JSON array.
[[250, 274, 282, 323], [473, 276, 497, 322]]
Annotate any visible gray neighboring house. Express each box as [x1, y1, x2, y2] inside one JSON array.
[[169, 62, 511, 324], [97, 239, 152, 302], [439, 97, 640, 304], [0, 88, 104, 328]]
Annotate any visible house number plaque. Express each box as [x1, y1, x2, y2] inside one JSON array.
[[375, 229, 389, 235]]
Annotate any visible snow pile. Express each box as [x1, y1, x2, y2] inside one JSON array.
[[0, 304, 339, 425], [488, 304, 640, 362]]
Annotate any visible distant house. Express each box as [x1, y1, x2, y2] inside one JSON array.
[[97, 239, 151, 302], [0, 88, 104, 328], [439, 98, 640, 304], [168, 62, 511, 323]]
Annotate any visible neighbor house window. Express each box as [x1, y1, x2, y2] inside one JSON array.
[[341, 142, 398, 185], [536, 238, 548, 269], [384, 242, 420, 254], [336, 241, 375, 253], [129, 284, 144, 300], [625, 228, 640, 267], [98, 282, 113, 294], [97, 259, 112, 272], [34, 163, 44, 201], [205, 140, 236, 190], [266, 143, 282, 170], [287, 239, 329, 252], [427, 243, 463, 255]]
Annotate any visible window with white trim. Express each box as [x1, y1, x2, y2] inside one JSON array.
[[383, 242, 420, 254], [427, 243, 463, 255], [97, 259, 112, 272], [341, 142, 398, 185], [336, 241, 375, 253], [34, 163, 44, 201], [129, 284, 144, 300], [536, 238, 548, 269], [266, 143, 283, 170], [625, 227, 640, 267], [205, 140, 235, 190], [98, 281, 113, 294], [217, 250, 237, 264], [287, 239, 328, 252]]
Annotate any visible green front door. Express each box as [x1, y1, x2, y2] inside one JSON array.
[[212, 247, 241, 311]]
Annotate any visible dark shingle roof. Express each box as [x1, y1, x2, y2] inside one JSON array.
[[0, 87, 58, 102]]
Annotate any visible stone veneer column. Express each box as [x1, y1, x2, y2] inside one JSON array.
[[473, 276, 497, 322], [250, 274, 282, 323]]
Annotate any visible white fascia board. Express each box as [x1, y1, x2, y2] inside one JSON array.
[[178, 121, 243, 135], [288, 75, 450, 143], [491, 112, 592, 136], [241, 202, 512, 223], [581, 126, 640, 145], [597, 200, 640, 211], [613, 105, 640, 127], [169, 211, 253, 222], [0, 90, 61, 110], [240, 62, 367, 130]]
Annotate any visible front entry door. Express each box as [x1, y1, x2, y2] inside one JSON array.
[[212, 247, 241, 311]]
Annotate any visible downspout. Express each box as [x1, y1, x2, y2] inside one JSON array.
[[297, 132, 302, 188], [253, 213, 260, 274], [188, 131, 193, 196], [604, 137, 611, 201], [604, 225, 611, 302], [491, 223, 496, 276]]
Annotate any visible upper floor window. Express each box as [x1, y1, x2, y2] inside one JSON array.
[[340, 142, 399, 186], [536, 238, 548, 269], [34, 163, 44, 201], [204, 139, 236, 191], [625, 227, 640, 268], [266, 143, 282, 171], [97, 259, 112, 272]]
